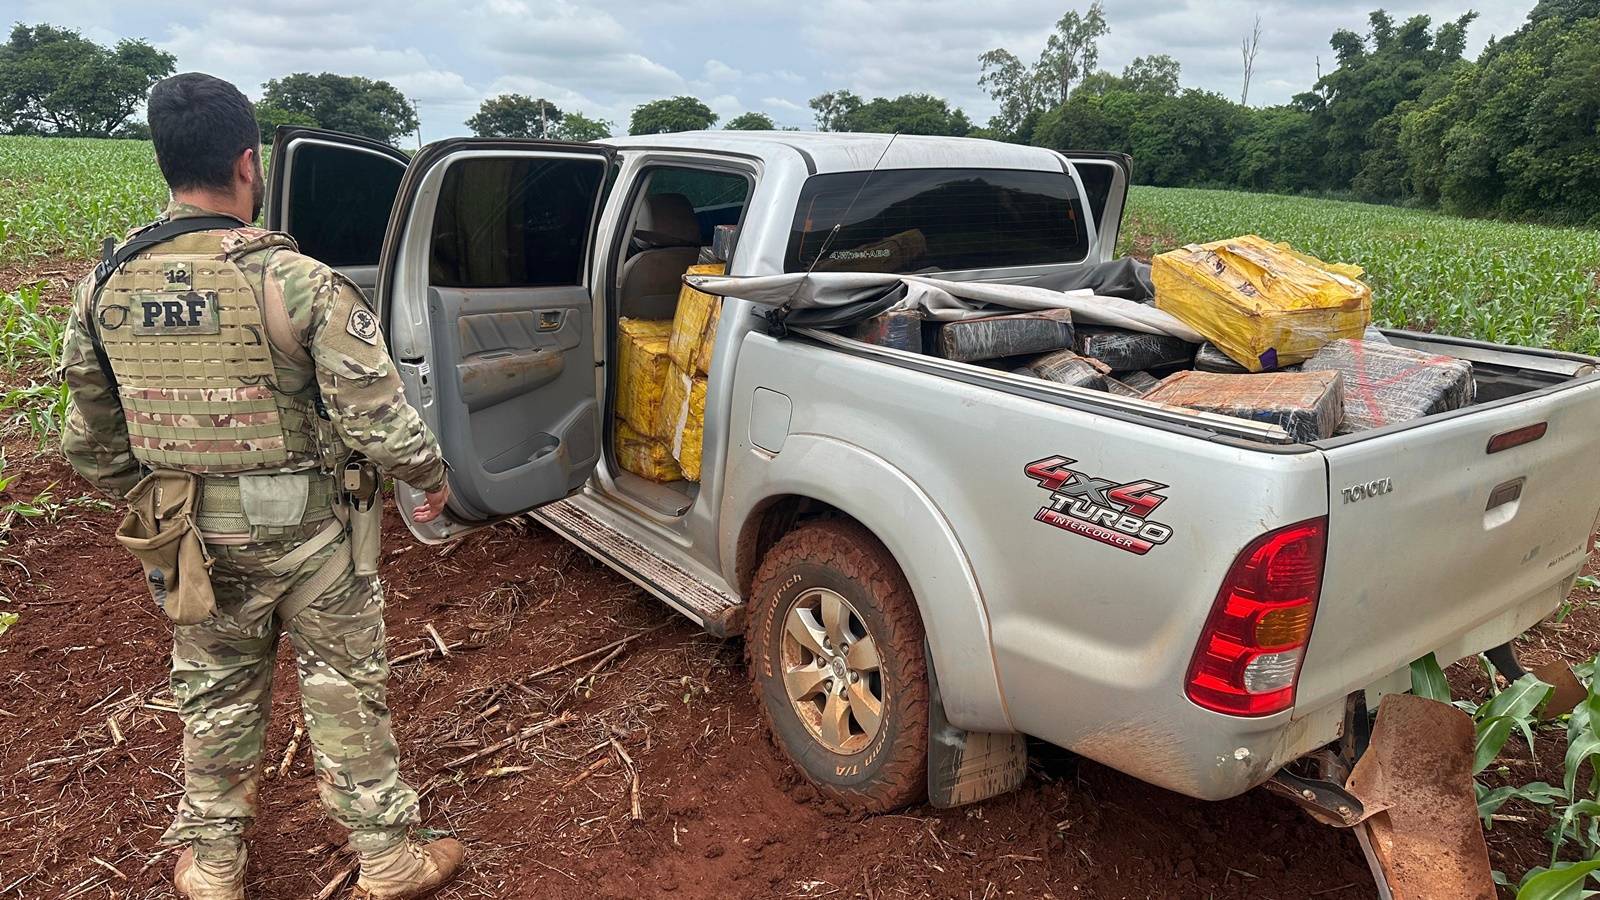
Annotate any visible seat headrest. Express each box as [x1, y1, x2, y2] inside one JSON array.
[[633, 193, 701, 248]]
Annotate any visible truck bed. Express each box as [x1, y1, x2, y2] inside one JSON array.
[[776, 324, 1600, 798]]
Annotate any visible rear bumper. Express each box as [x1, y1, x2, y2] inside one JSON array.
[[1044, 573, 1573, 801]]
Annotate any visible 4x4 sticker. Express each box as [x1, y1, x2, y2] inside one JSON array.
[[1025, 456, 1173, 555]]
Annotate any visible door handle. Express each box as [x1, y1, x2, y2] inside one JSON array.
[[537, 310, 564, 332]]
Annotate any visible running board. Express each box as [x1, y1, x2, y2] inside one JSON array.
[[530, 498, 745, 637]]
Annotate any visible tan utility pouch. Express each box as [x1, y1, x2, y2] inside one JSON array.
[[117, 471, 217, 625]]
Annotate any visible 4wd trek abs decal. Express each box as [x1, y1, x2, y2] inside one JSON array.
[[1024, 456, 1174, 555]]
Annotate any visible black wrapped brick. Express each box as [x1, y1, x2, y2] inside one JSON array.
[[1073, 326, 1196, 371], [937, 309, 1075, 363], [847, 309, 923, 353], [1013, 350, 1111, 390]]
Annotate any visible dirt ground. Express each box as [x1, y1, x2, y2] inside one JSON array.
[[3, 261, 1598, 899]]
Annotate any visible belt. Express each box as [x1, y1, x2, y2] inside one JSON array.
[[194, 472, 339, 536]]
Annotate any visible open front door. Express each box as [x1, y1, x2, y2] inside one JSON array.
[[1065, 152, 1131, 261], [377, 139, 614, 542], [264, 127, 409, 295]]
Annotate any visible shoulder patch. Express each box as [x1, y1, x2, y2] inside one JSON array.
[[346, 305, 380, 345]]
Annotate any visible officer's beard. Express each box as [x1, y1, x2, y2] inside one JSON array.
[[250, 162, 265, 223]]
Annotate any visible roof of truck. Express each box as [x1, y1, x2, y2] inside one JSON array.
[[602, 131, 1067, 175]]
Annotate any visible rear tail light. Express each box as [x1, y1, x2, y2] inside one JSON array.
[[1487, 422, 1547, 453], [1185, 518, 1328, 717]]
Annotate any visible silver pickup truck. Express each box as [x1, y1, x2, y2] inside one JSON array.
[[266, 127, 1600, 813]]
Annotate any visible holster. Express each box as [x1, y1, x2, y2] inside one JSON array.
[[116, 471, 217, 625], [343, 460, 383, 577]]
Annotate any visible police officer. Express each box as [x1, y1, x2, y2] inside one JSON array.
[[59, 73, 465, 899]]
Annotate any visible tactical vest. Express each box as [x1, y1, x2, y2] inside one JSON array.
[[93, 228, 336, 475]]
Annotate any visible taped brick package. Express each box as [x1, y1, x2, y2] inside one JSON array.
[[848, 309, 923, 352], [1303, 339, 1473, 433], [614, 420, 683, 483], [1153, 235, 1371, 372], [1118, 371, 1162, 393], [1143, 369, 1346, 442], [664, 364, 708, 481], [1073, 326, 1195, 371], [668, 262, 728, 376], [1013, 350, 1111, 390], [615, 318, 674, 437], [938, 309, 1074, 363]]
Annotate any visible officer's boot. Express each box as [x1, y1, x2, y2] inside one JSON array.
[[173, 843, 246, 900], [353, 838, 466, 900]]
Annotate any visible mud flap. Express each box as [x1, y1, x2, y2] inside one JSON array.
[[926, 648, 1027, 808], [1344, 693, 1495, 900]]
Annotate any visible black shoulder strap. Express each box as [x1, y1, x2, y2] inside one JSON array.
[[91, 215, 249, 293], [86, 215, 251, 396]]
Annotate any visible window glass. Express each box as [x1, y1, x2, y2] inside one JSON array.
[[1074, 161, 1116, 237], [285, 142, 403, 267], [429, 156, 605, 288], [642, 168, 750, 245], [785, 168, 1088, 274]]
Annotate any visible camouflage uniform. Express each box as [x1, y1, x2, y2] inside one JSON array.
[[58, 201, 447, 862]]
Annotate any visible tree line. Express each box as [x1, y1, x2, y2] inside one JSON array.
[[4, 2, 1597, 226]]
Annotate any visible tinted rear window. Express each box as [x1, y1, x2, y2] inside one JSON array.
[[785, 168, 1088, 274], [285, 142, 404, 267], [429, 156, 604, 288]]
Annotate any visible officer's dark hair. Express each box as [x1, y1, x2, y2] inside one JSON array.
[[147, 73, 261, 193]]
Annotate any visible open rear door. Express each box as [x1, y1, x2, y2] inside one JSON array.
[[264, 127, 409, 295], [377, 139, 614, 542], [1065, 151, 1131, 261]]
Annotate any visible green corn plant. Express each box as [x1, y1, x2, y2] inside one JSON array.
[[0, 381, 70, 445]]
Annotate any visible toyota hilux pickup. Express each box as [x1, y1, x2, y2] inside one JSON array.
[[265, 127, 1600, 816]]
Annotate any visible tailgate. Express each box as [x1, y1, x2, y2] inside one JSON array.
[[1296, 379, 1600, 712]]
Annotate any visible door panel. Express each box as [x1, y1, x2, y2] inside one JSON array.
[[426, 284, 597, 515], [264, 127, 408, 290], [1066, 152, 1131, 260], [377, 139, 614, 541]]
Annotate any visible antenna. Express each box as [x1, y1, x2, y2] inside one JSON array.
[[789, 131, 900, 296]]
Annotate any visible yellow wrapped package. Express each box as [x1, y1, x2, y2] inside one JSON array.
[[614, 419, 683, 482], [1153, 235, 1371, 372], [616, 318, 673, 437], [668, 263, 726, 375], [664, 363, 708, 481]]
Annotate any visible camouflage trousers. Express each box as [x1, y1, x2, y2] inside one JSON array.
[[159, 524, 419, 860]]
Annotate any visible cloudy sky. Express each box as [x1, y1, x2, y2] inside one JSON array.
[[25, 0, 1534, 141]]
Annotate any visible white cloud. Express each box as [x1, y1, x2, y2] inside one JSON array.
[[703, 59, 742, 82], [26, 0, 1542, 142]]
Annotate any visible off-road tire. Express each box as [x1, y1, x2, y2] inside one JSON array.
[[747, 518, 929, 812]]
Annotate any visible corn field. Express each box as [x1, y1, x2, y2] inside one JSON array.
[[1120, 186, 1600, 356], [0, 136, 169, 266]]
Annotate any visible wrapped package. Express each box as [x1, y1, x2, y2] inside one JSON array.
[[1303, 339, 1473, 433], [711, 224, 737, 263], [668, 262, 728, 375], [938, 309, 1074, 363], [1194, 342, 1252, 374], [614, 419, 683, 483], [1073, 326, 1195, 371], [1013, 350, 1111, 390], [615, 318, 674, 437], [848, 309, 923, 352], [1106, 379, 1143, 398], [1363, 325, 1391, 345], [1153, 235, 1371, 372], [1144, 370, 1346, 442], [664, 363, 708, 481], [1118, 371, 1162, 393]]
